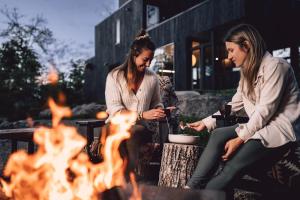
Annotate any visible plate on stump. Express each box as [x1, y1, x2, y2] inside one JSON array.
[[168, 134, 200, 145]]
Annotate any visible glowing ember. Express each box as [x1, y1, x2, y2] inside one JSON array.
[[0, 98, 141, 200]]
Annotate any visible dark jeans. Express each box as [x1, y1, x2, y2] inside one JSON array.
[[119, 121, 153, 174], [187, 124, 291, 190]]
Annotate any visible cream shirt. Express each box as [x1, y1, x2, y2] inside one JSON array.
[[202, 52, 300, 147], [105, 68, 163, 122]]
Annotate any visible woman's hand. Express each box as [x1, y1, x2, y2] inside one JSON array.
[[222, 137, 244, 161], [187, 121, 207, 132], [142, 108, 166, 120]]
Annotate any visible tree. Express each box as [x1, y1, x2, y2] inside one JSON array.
[[0, 40, 42, 119], [65, 59, 85, 106], [0, 7, 55, 53], [0, 7, 55, 120]]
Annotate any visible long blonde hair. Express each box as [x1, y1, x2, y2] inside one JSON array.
[[224, 24, 266, 99]]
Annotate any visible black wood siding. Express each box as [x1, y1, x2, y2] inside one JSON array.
[[147, 0, 246, 90]]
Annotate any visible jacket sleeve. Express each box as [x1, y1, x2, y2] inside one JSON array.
[[236, 62, 288, 141], [228, 80, 244, 113], [202, 82, 244, 132], [105, 73, 125, 117]]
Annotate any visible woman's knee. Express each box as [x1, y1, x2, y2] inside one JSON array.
[[129, 124, 152, 145], [209, 126, 237, 146], [208, 129, 228, 147]]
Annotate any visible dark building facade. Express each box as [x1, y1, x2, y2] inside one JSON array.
[[84, 0, 300, 102]]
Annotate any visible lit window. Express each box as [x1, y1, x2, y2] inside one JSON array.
[[116, 19, 120, 44]]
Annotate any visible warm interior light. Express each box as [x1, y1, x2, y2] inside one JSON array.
[[192, 54, 197, 67], [223, 58, 232, 67]]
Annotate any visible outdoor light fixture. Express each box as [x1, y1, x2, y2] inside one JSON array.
[[158, 69, 175, 74], [222, 58, 232, 68]]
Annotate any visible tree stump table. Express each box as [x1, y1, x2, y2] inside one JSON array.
[[158, 143, 203, 188]]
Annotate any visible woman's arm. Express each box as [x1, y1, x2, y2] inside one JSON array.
[[105, 72, 125, 117], [228, 80, 244, 113], [196, 82, 244, 132]]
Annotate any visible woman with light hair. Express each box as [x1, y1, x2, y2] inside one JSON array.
[[185, 24, 300, 191]]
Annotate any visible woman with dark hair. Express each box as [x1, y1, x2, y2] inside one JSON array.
[[105, 30, 165, 173], [185, 24, 300, 191]]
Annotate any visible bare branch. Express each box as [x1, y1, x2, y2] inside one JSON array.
[[0, 6, 55, 53]]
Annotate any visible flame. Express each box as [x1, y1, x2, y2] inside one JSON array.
[[47, 67, 59, 85], [129, 172, 142, 200], [0, 98, 142, 200]]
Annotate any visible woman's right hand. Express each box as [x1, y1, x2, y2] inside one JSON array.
[[142, 108, 166, 120], [187, 121, 207, 132]]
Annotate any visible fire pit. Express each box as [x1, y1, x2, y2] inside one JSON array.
[[0, 71, 226, 200], [100, 185, 226, 200]]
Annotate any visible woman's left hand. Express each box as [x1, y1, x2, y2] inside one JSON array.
[[142, 108, 166, 120], [222, 137, 244, 161]]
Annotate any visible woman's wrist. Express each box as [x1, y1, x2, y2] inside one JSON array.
[[137, 111, 143, 120]]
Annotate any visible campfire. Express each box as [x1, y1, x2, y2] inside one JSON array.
[[0, 72, 141, 200]]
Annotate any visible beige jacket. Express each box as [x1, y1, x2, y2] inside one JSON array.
[[105, 68, 163, 123], [203, 52, 300, 147]]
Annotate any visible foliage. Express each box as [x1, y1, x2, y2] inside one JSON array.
[[64, 59, 85, 106], [0, 7, 57, 120], [0, 7, 88, 120], [0, 40, 42, 120], [178, 114, 210, 147]]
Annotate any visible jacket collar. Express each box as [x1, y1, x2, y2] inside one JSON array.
[[254, 51, 272, 84]]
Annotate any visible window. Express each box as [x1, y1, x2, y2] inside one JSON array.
[[149, 43, 175, 83], [272, 47, 291, 63], [116, 19, 120, 44], [146, 5, 159, 28]]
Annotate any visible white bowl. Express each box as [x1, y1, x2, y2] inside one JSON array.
[[168, 134, 200, 145]]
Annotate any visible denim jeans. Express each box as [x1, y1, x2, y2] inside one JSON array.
[[187, 124, 290, 190]]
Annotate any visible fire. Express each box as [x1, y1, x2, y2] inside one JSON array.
[[47, 67, 59, 85], [0, 97, 141, 200]]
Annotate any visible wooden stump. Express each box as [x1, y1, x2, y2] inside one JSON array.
[[158, 143, 203, 188]]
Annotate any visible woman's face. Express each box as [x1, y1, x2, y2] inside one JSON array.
[[225, 41, 248, 67], [134, 48, 154, 72]]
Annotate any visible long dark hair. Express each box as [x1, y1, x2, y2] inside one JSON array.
[[224, 24, 266, 100], [113, 29, 156, 90]]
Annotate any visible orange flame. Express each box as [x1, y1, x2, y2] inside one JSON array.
[[0, 99, 141, 200], [129, 172, 142, 200], [47, 67, 59, 85]]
